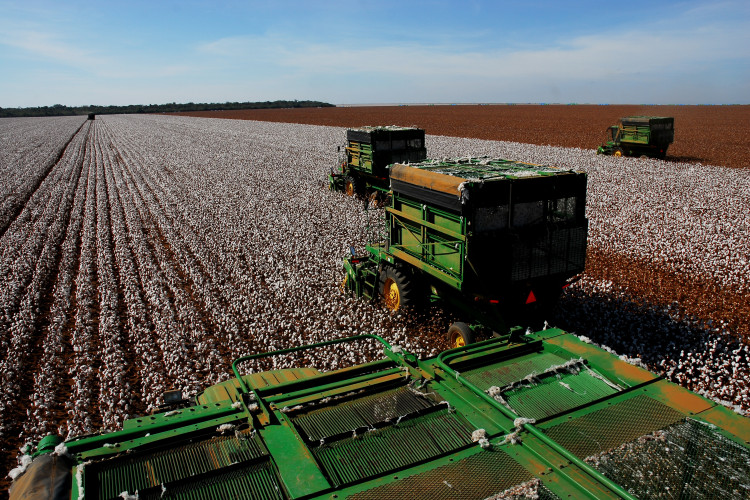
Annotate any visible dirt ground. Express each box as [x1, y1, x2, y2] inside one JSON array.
[[177, 104, 750, 170]]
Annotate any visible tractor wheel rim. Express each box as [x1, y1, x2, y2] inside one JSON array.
[[345, 182, 354, 196], [614, 150, 622, 157], [340, 274, 348, 292], [383, 278, 400, 310], [450, 332, 465, 348]]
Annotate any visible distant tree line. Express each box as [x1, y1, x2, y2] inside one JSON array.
[[0, 100, 335, 118]]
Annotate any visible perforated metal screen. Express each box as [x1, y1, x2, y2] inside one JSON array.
[[346, 449, 558, 500], [588, 418, 750, 499]]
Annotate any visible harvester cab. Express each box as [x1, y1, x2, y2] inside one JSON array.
[[329, 126, 426, 199], [605, 125, 621, 148], [597, 116, 674, 159]]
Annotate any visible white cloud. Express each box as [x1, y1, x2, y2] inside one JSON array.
[[0, 28, 104, 69], [196, 18, 748, 88]]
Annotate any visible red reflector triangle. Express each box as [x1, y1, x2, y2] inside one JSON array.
[[526, 290, 537, 304]]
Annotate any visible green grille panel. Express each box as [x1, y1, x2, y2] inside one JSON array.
[[137, 461, 284, 500], [463, 352, 620, 420], [292, 386, 440, 442], [503, 369, 618, 420], [462, 352, 568, 389], [90, 430, 270, 499], [587, 418, 750, 500], [347, 449, 558, 500], [313, 409, 473, 487], [543, 394, 684, 459]]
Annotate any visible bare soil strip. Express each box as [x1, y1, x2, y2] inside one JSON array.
[[586, 247, 749, 340]]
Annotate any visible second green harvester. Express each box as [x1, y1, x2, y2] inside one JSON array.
[[329, 126, 426, 197], [597, 116, 674, 159], [342, 157, 588, 347]]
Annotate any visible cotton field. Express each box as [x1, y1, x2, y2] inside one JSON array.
[[0, 114, 748, 477]]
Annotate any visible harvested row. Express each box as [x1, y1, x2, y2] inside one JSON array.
[[1, 114, 747, 483]]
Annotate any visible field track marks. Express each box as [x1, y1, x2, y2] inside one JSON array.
[[64, 128, 103, 438], [0, 119, 89, 242], [0, 120, 91, 475], [102, 139, 169, 411], [113, 141, 219, 395], [107, 126, 235, 382], [23, 130, 91, 440]]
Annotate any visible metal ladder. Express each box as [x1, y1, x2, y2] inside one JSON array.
[[360, 266, 380, 301]]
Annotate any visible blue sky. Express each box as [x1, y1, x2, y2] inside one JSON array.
[[1, 0, 748, 107]]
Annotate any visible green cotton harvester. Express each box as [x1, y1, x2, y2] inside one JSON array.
[[329, 126, 426, 198], [342, 157, 588, 347], [10, 334, 750, 499], [597, 116, 674, 159]]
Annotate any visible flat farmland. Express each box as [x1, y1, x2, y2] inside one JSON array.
[[1, 112, 748, 487], [179, 104, 750, 169]]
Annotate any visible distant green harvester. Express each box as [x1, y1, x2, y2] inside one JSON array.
[[329, 126, 426, 198], [597, 116, 674, 159]]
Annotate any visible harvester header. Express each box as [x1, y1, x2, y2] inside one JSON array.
[[10, 332, 750, 499]]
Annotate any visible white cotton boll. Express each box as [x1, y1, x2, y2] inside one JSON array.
[[471, 429, 487, 442], [54, 442, 70, 457], [513, 418, 535, 429], [8, 454, 33, 480], [487, 386, 502, 398]]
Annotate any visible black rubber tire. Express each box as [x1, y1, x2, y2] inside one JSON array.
[[613, 147, 624, 157], [447, 322, 475, 348], [380, 266, 414, 312]]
